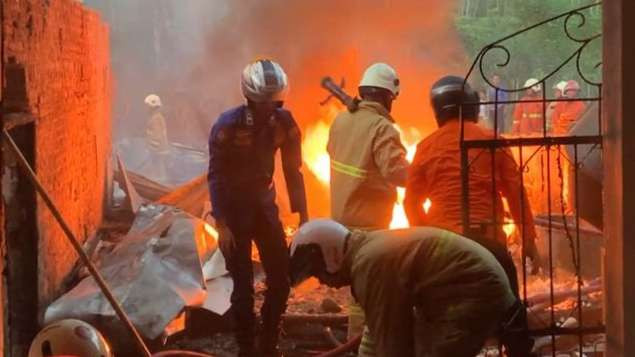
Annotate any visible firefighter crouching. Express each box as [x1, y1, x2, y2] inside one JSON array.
[[207, 59, 308, 357], [327, 62, 409, 354], [290, 219, 521, 357]]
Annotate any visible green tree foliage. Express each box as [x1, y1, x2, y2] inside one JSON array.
[[456, 0, 602, 95]]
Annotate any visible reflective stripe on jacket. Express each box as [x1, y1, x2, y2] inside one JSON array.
[[512, 95, 545, 134], [327, 101, 409, 229]]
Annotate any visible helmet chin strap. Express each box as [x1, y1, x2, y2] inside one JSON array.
[[343, 232, 352, 254]]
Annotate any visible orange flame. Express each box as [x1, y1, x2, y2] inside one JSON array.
[[301, 120, 333, 184], [301, 115, 426, 229], [423, 198, 432, 214], [501, 197, 517, 240], [204, 222, 219, 242]]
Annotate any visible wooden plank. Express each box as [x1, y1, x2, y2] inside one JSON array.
[[2, 112, 34, 130]]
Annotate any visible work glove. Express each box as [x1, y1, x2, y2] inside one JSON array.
[[216, 221, 236, 257]]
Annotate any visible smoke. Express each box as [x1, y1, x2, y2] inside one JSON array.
[[191, 0, 467, 134], [181, 0, 467, 219], [88, 0, 466, 145], [84, 0, 468, 220]]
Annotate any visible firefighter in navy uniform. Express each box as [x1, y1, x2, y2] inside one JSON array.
[[207, 59, 308, 357]]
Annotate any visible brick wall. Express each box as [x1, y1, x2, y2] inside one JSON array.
[[2, 0, 111, 313]]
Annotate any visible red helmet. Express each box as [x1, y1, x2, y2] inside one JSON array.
[[564, 80, 581, 92]]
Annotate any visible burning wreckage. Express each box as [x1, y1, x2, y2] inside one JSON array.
[[40, 154, 353, 356], [34, 73, 606, 357]]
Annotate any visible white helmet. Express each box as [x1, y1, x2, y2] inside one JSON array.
[[359, 63, 400, 97], [29, 319, 112, 357], [144, 94, 162, 108], [554, 81, 568, 92], [524, 78, 541, 92], [241, 59, 288, 103], [289, 219, 350, 286]]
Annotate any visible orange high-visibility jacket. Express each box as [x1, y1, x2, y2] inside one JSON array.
[[404, 120, 537, 246], [551, 100, 586, 135], [512, 96, 545, 134], [327, 101, 409, 230]]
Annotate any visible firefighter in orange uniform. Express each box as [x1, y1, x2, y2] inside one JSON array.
[[512, 78, 545, 136], [546, 80, 568, 129], [405, 75, 538, 356], [551, 80, 586, 135]]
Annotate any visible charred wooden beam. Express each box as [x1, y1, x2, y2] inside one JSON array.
[[2, 112, 34, 130]]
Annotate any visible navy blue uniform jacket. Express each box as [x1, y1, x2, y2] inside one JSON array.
[[207, 105, 307, 231]]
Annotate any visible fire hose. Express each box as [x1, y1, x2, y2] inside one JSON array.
[[2, 129, 153, 357]]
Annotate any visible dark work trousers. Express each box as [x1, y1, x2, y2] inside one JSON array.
[[469, 233, 535, 357], [222, 207, 291, 355]]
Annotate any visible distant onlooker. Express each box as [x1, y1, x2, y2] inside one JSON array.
[[487, 74, 509, 133], [478, 88, 490, 128]]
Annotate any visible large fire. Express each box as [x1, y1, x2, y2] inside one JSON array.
[[301, 105, 429, 228]]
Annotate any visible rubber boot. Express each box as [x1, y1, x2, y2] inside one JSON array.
[[259, 304, 285, 357], [501, 302, 537, 357], [258, 328, 284, 357], [236, 325, 256, 357], [234, 306, 257, 357]]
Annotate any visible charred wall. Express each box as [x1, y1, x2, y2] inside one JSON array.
[[2, 0, 111, 326], [603, 1, 635, 356]]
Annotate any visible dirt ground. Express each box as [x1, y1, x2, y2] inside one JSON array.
[[166, 279, 354, 357]]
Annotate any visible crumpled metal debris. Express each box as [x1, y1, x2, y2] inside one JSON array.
[[45, 204, 217, 339], [116, 137, 207, 187]]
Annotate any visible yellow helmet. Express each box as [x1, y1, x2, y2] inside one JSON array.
[[29, 319, 112, 357]]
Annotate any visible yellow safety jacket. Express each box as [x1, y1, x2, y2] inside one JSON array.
[[146, 111, 170, 153], [327, 101, 409, 230]]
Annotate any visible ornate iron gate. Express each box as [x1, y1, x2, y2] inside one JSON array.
[[460, 3, 605, 356]]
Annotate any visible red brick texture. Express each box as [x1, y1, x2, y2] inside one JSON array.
[[3, 0, 111, 313]]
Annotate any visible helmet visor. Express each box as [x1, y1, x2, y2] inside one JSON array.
[[289, 244, 325, 287]]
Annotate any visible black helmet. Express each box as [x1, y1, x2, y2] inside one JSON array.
[[430, 75, 480, 126]]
